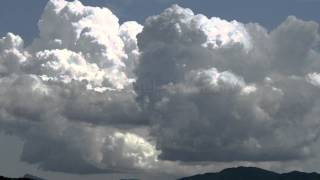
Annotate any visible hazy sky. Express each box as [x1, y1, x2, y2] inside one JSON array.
[[0, 0, 320, 180]]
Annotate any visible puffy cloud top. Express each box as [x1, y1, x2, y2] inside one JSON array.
[[30, 0, 143, 90], [140, 5, 251, 50], [135, 4, 320, 164]]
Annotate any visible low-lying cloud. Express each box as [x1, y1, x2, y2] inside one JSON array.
[[0, 0, 320, 175]]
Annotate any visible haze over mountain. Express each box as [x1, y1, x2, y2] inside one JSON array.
[[0, 174, 44, 180]]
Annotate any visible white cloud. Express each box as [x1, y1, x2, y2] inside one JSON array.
[[0, 0, 153, 174], [29, 0, 143, 90], [306, 72, 320, 87]]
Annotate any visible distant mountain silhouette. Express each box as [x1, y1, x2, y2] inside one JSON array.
[[0, 174, 45, 180], [179, 167, 320, 180], [0, 176, 31, 180]]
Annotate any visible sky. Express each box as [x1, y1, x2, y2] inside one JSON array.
[[0, 0, 320, 180], [1, 0, 319, 43]]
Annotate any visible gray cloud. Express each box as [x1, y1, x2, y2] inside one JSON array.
[[135, 5, 320, 163]]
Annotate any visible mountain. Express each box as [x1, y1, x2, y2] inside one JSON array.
[[0, 174, 45, 180], [179, 167, 320, 180], [0, 176, 32, 180]]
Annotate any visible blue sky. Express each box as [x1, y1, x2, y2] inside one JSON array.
[[0, 0, 319, 43]]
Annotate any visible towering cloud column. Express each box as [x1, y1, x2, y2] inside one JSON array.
[[135, 5, 320, 163]]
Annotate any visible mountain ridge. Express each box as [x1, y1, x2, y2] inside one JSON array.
[[179, 166, 320, 180], [0, 174, 45, 180]]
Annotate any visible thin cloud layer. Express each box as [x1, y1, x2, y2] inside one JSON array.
[[0, 0, 320, 175]]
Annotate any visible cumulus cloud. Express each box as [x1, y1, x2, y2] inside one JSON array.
[[1, 0, 320, 176], [0, 0, 155, 174], [135, 5, 320, 163]]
